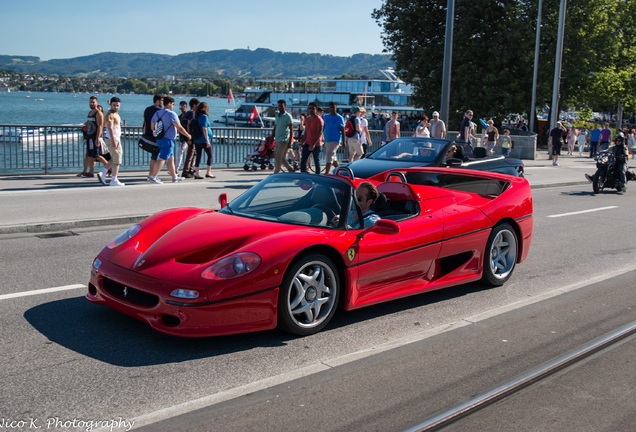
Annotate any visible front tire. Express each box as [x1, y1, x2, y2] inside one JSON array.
[[592, 170, 605, 194], [278, 254, 340, 336], [481, 223, 518, 286]]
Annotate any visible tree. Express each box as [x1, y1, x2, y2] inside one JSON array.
[[373, 0, 636, 129]]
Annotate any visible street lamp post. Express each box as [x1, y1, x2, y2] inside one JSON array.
[[440, 0, 455, 126], [549, 0, 567, 129]]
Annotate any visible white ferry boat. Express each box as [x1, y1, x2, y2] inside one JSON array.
[[215, 68, 419, 126]]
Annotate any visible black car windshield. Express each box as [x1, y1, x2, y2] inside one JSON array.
[[219, 174, 348, 228], [368, 138, 448, 163]]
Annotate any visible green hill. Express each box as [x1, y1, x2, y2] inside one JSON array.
[[0, 49, 394, 79]]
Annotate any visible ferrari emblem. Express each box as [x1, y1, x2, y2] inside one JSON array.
[[123, 287, 129, 298], [347, 248, 356, 262]]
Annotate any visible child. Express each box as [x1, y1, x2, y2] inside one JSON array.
[[500, 129, 513, 157]]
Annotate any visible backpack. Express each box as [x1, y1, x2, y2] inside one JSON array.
[[189, 116, 202, 141], [153, 111, 169, 139], [345, 115, 358, 138]]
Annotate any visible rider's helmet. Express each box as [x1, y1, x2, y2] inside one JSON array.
[[615, 135, 625, 145]]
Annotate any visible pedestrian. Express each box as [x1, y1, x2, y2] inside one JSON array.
[[143, 94, 163, 181], [345, 107, 364, 162], [79, 95, 105, 178], [566, 126, 577, 155], [175, 100, 189, 172], [271, 99, 295, 174], [500, 128, 513, 157], [384, 111, 400, 144], [181, 98, 199, 178], [588, 123, 601, 158], [322, 101, 346, 174], [98, 97, 124, 186], [192, 101, 215, 179], [148, 96, 191, 183], [599, 122, 612, 151], [484, 119, 499, 154], [415, 116, 430, 138], [458, 110, 475, 144], [548, 121, 566, 166], [358, 107, 372, 155], [577, 126, 588, 157], [628, 127, 636, 159], [300, 102, 324, 174], [429, 111, 446, 138]]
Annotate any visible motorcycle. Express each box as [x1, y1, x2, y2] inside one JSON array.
[[588, 150, 635, 193]]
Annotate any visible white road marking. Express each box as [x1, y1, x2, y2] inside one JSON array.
[[547, 206, 618, 218], [0, 284, 85, 301]]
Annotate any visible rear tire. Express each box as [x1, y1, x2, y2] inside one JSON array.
[[481, 223, 518, 286]]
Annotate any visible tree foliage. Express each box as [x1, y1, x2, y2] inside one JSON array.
[[373, 0, 636, 128]]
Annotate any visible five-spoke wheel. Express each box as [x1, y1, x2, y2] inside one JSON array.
[[481, 223, 518, 286], [278, 254, 339, 336]]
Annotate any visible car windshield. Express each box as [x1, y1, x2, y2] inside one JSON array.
[[219, 174, 349, 228], [368, 138, 448, 163]]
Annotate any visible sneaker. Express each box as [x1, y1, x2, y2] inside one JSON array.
[[97, 169, 108, 185], [110, 179, 125, 187], [172, 176, 185, 183], [148, 177, 162, 184], [81, 172, 95, 178], [585, 174, 593, 183], [552, 162, 559, 166]]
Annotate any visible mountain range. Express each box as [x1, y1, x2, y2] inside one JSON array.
[[0, 49, 394, 79]]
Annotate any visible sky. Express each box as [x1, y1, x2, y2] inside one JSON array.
[[2, 0, 387, 60]]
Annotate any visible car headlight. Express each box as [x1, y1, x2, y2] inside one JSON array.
[[201, 252, 262, 280], [170, 289, 200, 299], [107, 224, 141, 249]]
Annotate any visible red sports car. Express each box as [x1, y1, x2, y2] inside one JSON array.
[[87, 167, 533, 337]]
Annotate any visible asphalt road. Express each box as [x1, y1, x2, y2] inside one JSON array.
[[1, 183, 635, 431]]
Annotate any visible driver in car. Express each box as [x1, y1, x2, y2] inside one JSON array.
[[348, 182, 381, 228], [330, 182, 380, 228]]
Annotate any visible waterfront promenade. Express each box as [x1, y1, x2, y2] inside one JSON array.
[[0, 154, 600, 235]]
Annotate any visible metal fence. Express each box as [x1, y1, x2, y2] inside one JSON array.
[[0, 124, 398, 175]]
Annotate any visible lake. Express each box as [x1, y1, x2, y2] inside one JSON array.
[[0, 91, 240, 126]]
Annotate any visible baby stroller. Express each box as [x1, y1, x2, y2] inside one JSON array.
[[243, 135, 275, 171]]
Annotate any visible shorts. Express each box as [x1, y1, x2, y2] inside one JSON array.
[[106, 138, 123, 165], [551, 142, 561, 156], [85, 138, 99, 158], [347, 137, 363, 158], [157, 138, 174, 161], [323, 141, 340, 162]]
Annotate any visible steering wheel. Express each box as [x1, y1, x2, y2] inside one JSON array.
[[311, 204, 337, 221]]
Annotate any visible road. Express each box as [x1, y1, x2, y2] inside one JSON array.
[[1, 183, 635, 431]]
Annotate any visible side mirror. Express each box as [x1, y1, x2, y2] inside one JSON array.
[[356, 219, 400, 240], [218, 193, 228, 208]]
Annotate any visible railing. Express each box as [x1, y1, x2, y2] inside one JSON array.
[[0, 124, 400, 175]]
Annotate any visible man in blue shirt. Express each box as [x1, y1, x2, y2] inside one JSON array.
[[149, 96, 191, 183], [323, 102, 346, 174], [589, 123, 601, 158]]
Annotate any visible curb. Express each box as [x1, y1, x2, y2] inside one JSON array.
[[0, 215, 149, 235]]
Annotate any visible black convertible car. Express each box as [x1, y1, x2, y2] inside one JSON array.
[[341, 137, 524, 178]]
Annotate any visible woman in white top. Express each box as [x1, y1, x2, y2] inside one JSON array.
[[415, 116, 431, 138], [358, 107, 373, 154]]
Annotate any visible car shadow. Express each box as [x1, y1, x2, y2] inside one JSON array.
[[24, 297, 286, 367], [325, 282, 491, 332], [24, 281, 493, 367]]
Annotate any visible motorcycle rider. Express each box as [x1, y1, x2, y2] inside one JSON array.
[[585, 135, 629, 192], [611, 135, 629, 192]]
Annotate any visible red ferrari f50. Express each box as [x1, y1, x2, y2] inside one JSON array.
[[87, 167, 533, 337]]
